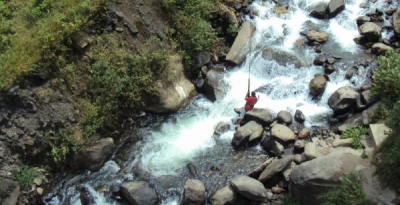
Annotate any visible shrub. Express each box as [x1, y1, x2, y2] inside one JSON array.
[[13, 165, 40, 190], [372, 50, 400, 192], [341, 125, 368, 149], [323, 173, 374, 205], [283, 194, 301, 205], [43, 128, 82, 163]]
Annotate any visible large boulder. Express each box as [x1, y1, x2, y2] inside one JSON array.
[[234, 107, 275, 126], [209, 185, 238, 205], [182, 179, 206, 205], [261, 48, 305, 68], [328, 86, 359, 114], [327, 0, 345, 18], [0, 179, 19, 205], [393, 10, 400, 38], [230, 175, 268, 201], [69, 137, 115, 171], [371, 43, 394, 55], [260, 135, 284, 157], [144, 55, 196, 114], [270, 124, 296, 142], [310, 3, 327, 19], [276, 110, 293, 125], [226, 21, 256, 65], [120, 181, 158, 205], [358, 22, 382, 42], [302, 30, 329, 44], [204, 69, 229, 102], [232, 121, 263, 147], [309, 74, 328, 96], [258, 155, 294, 182], [289, 153, 368, 205]]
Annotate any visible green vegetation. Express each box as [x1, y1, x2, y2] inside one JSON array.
[[372, 50, 400, 192], [283, 194, 301, 205], [323, 173, 374, 205], [341, 125, 368, 149], [13, 165, 40, 190], [0, 0, 109, 90], [159, 0, 221, 76], [42, 128, 82, 163]]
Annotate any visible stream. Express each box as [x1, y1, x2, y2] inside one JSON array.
[[44, 0, 397, 204]]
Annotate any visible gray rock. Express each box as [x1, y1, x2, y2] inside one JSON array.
[[328, 86, 359, 114], [0, 178, 19, 205], [232, 121, 263, 147], [271, 124, 296, 142], [209, 185, 238, 205], [230, 175, 268, 201], [277, 110, 293, 125], [120, 181, 158, 205], [258, 155, 294, 182], [183, 179, 206, 205], [69, 138, 115, 171], [226, 21, 255, 65], [327, 0, 345, 18]]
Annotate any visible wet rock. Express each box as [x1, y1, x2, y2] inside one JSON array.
[[234, 107, 275, 126], [209, 185, 238, 205], [258, 155, 294, 182], [144, 55, 196, 113], [271, 124, 296, 142], [230, 175, 268, 201], [358, 22, 382, 42], [232, 121, 263, 147], [277, 111, 293, 125], [298, 127, 310, 139], [120, 181, 158, 205], [69, 137, 115, 172], [310, 4, 327, 19], [194, 52, 212, 69], [79, 186, 96, 205], [324, 64, 336, 74], [289, 153, 368, 205], [260, 135, 284, 157], [294, 110, 305, 123], [182, 179, 206, 205], [226, 21, 256, 65], [371, 43, 394, 55], [327, 0, 345, 18], [0, 178, 19, 205], [356, 16, 371, 26], [303, 30, 329, 44], [309, 74, 328, 96], [261, 48, 305, 68], [328, 86, 359, 114], [203, 69, 228, 102]]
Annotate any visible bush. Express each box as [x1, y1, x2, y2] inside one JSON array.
[[323, 173, 374, 205], [13, 165, 40, 190], [0, 0, 109, 90], [372, 50, 400, 192], [341, 125, 368, 149], [43, 128, 82, 163]]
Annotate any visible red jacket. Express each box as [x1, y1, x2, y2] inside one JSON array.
[[244, 96, 257, 111]]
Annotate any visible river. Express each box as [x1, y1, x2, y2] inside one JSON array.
[[44, 0, 396, 204]]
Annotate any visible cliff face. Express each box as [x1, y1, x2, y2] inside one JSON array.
[[0, 1, 174, 203]]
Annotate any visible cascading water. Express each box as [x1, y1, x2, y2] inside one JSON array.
[[44, 0, 397, 204]]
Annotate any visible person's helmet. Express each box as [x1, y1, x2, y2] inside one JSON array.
[[251, 91, 256, 97]]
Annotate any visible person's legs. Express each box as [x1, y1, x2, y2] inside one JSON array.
[[236, 107, 246, 126]]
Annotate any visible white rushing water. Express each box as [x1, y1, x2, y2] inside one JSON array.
[[46, 0, 398, 204]]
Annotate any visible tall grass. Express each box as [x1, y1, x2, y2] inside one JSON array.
[[0, 0, 109, 90]]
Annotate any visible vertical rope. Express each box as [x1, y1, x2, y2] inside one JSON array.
[[248, 36, 252, 95]]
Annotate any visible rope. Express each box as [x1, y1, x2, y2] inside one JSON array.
[[247, 37, 252, 95]]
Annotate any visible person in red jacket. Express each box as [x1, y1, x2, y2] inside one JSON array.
[[232, 91, 258, 128]]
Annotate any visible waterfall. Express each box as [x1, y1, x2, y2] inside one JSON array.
[[45, 0, 396, 204]]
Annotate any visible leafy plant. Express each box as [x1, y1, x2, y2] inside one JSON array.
[[341, 126, 368, 149], [13, 165, 40, 190], [43, 128, 82, 163], [372, 50, 400, 192], [323, 173, 374, 205]]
